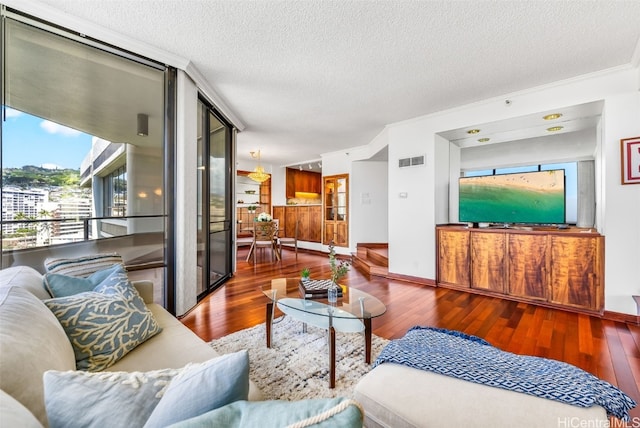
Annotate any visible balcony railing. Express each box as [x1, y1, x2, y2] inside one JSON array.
[[1, 214, 165, 251]]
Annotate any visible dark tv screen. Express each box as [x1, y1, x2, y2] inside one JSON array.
[[459, 170, 566, 225]]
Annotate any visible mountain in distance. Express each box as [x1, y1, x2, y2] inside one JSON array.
[[2, 165, 81, 188]]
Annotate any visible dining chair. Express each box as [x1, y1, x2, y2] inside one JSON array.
[[250, 221, 279, 263]]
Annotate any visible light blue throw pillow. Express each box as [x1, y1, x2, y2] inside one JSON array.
[[44, 265, 161, 371], [144, 350, 250, 428], [167, 397, 364, 428], [43, 351, 250, 428], [43, 263, 122, 298], [43, 366, 181, 428]]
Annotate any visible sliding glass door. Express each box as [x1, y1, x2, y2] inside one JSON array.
[[197, 99, 233, 297], [1, 10, 171, 307]]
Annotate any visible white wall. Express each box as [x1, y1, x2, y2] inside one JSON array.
[[385, 67, 640, 314], [319, 128, 391, 255], [388, 121, 437, 278], [600, 91, 640, 314], [351, 161, 388, 246]]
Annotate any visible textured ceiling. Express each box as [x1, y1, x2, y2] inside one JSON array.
[[12, 0, 640, 167]]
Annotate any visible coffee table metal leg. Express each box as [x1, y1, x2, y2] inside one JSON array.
[[266, 301, 273, 348], [329, 325, 336, 389]]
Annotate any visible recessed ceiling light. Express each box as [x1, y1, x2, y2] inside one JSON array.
[[478, 138, 490, 143], [547, 126, 564, 132], [467, 129, 481, 134], [543, 113, 563, 120]]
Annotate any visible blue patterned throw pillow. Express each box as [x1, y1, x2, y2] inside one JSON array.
[[44, 265, 162, 371]]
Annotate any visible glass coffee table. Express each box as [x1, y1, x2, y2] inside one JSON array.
[[261, 278, 387, 388]]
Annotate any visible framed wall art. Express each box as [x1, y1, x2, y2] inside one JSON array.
[[621, 136, 640, 185]]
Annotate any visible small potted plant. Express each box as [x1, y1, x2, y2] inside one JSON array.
[[247, 205, 257, 213], [328, 241, 350, 303], [301, 267, 311, 282]]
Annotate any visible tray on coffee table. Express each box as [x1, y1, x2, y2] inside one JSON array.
[[299, 279, 343, 299]]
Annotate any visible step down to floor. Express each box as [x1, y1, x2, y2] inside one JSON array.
[[352, 243, 388, 278]]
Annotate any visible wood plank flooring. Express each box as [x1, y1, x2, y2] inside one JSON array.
[[181, 248, 640, 421]]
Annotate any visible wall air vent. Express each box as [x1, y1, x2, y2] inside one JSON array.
[[398, 155, 425, 168], [411, 156, 425, 166]]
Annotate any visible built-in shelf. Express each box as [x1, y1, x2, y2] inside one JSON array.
[[236, 171, 271, 235]]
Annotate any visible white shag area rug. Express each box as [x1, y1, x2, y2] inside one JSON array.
[[209, 315, 389, 400]]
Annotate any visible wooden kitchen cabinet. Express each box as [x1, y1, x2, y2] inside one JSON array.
[[273, 206, 285, 227], [271, 205, 322, 243], [308, 205, 322, 242], [286, 168, 321, 198], [436, 225, 604, 314], [297, 206, 310, 241]]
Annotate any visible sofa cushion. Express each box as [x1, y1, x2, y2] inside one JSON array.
[[44, 253, 123, 278], [0, 389, 44, 428], [0, 286, 76, 426], [103, 304, 264, 402], [0, 265, 51, 300], [44, 265, 161, 371], [167, 397, 364, 428], [354, 363, 608, 428], [43, 351, 249, 428], [43, 264, 122, 298]]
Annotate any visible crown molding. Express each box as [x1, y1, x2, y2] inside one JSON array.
[[185, 62, 246, 131], [631, 34, 640, 68]]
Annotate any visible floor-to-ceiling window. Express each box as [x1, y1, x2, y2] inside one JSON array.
[[196, 97, 234, 298], [1, 8, 174, 306]]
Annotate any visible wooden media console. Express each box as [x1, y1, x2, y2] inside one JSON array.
[[436, 224, 604, 314]]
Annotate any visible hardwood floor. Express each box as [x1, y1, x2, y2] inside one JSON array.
[[181, 248, 640, 421]]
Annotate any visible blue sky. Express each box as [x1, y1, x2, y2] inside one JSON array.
[[2, 107, 92, 170]]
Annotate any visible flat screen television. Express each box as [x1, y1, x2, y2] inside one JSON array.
[[459, 169, 566, 225]]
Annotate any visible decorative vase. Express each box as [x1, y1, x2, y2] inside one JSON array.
[[327, 281, 339, 304]]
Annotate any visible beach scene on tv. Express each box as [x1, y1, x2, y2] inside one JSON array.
[[459, 169, 566, 225]]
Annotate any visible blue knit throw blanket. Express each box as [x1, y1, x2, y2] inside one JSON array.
[[374, 327, 636, 421]]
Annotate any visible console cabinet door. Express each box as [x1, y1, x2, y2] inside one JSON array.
[[507, 234, 548, 301], [437, 228, 470, 287], [549, 235, 603, 311], [470, 232, 506, 293]]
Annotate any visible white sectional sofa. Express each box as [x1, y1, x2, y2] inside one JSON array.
[[0, 265, 262, 427], [355, 363, 608, 428]]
